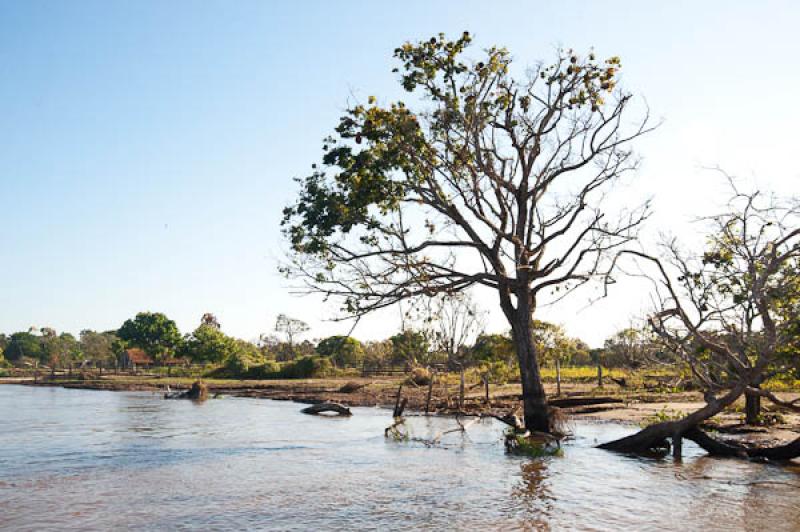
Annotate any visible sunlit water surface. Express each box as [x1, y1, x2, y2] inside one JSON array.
[[1, 385, 798, 531]]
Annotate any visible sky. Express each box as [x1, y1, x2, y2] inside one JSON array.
[[1, 1, 799, 347]]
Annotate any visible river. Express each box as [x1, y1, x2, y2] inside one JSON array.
[[0, 385, 798, 531]]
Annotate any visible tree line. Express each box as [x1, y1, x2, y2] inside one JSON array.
[[0, 305, 667, 379]]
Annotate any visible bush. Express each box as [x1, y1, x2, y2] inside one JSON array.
[[278, 356, 334, 379], [316, 336, 365, 368], [243, 360, 281, 379], [477, 361, 519, 384], [406, 367, 431, 385]]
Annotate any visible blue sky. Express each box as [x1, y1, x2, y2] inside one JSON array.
[[2, 1, 799, 346]]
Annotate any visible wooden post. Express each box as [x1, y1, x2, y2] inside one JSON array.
[[672, 433, 683, 459], [555, 358, 561, 396], [68, 363, 72, 379], [459, 367, 465, 410], [425, 372, 435, 415], [484, 375, 490, 406], [597, 365, 603, 387], [393, 383, 404, 418]]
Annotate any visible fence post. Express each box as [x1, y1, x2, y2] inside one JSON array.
[[459, 367, 465, 410], [425, 371, 435, 415], [597, 365, 603, 387], [556, 358, 561, 396]]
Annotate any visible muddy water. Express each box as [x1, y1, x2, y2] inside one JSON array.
[[0, 385, 798, 531]]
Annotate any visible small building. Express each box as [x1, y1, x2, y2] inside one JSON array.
[[118, 348, 153, 370]]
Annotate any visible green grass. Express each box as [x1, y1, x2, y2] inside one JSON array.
[[640, 407, 684, 427], [504, 429, 564, 457]]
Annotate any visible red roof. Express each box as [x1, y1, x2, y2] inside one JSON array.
[[124, 348, 153, 364]]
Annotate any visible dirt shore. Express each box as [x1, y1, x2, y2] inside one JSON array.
[[3, 375, 798, 445]]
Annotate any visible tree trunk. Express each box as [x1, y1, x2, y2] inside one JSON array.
[[685, 428, 800, 460], [745, 390, 761, 425], [599, 381, 748, 454], [509, 310, 550, 433], [744, 377, 763, 425]]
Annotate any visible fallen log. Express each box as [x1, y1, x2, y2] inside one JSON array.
[[301, 402, 352, 416], [548, 396, 624, 408], [685, 428, 800, 461]]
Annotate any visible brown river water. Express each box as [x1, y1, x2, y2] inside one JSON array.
[[0, 384, 798, 531]]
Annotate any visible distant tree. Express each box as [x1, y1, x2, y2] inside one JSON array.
[[3, 332, 43, 363], [117, 312, 182, 363], [531, 320, 588, 368], [224, 339, 265, 374], [471, 333, 515, 367], [274, 314, 310, 346], [424, 293, 484, 370], [79, 330, 118, 365], [316, 335, 365, 367], [363, 339, 393, 368], [602, 326, 659, 368], [41, 332, 80, 367], [182, 324, 236, 364], [0, 334, 8, 363], [200, 313, 221, 330], [389, 330, 430, 367]]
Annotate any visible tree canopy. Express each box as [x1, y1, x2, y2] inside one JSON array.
[[117, 312, 182, 362], [282, 33, 651, 432], [316, 335, 365, 367]]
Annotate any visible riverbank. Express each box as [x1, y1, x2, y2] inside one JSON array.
[[3, 375, 799, 446]]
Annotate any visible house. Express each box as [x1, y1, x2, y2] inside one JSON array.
[[118, 348, 153, 370]]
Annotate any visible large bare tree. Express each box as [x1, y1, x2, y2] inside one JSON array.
[[282, 33, 651, 432], [601, 180, 800, 457]]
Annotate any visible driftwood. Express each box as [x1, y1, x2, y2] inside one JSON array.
[[392, 384, 406, 418], [548, 396, 623, 408], [338, 381, 367, 393], [301, 402, 352, 416]]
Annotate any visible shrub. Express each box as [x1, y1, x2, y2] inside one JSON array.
[[243, 360, 281, 379], [640, 407, 684, 427], [406, 366, 431, 386], [316, 336, 365, 368], [279, 356, 334, 379], [477, 361, 519, 384], [504, 429, 564, 457]]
